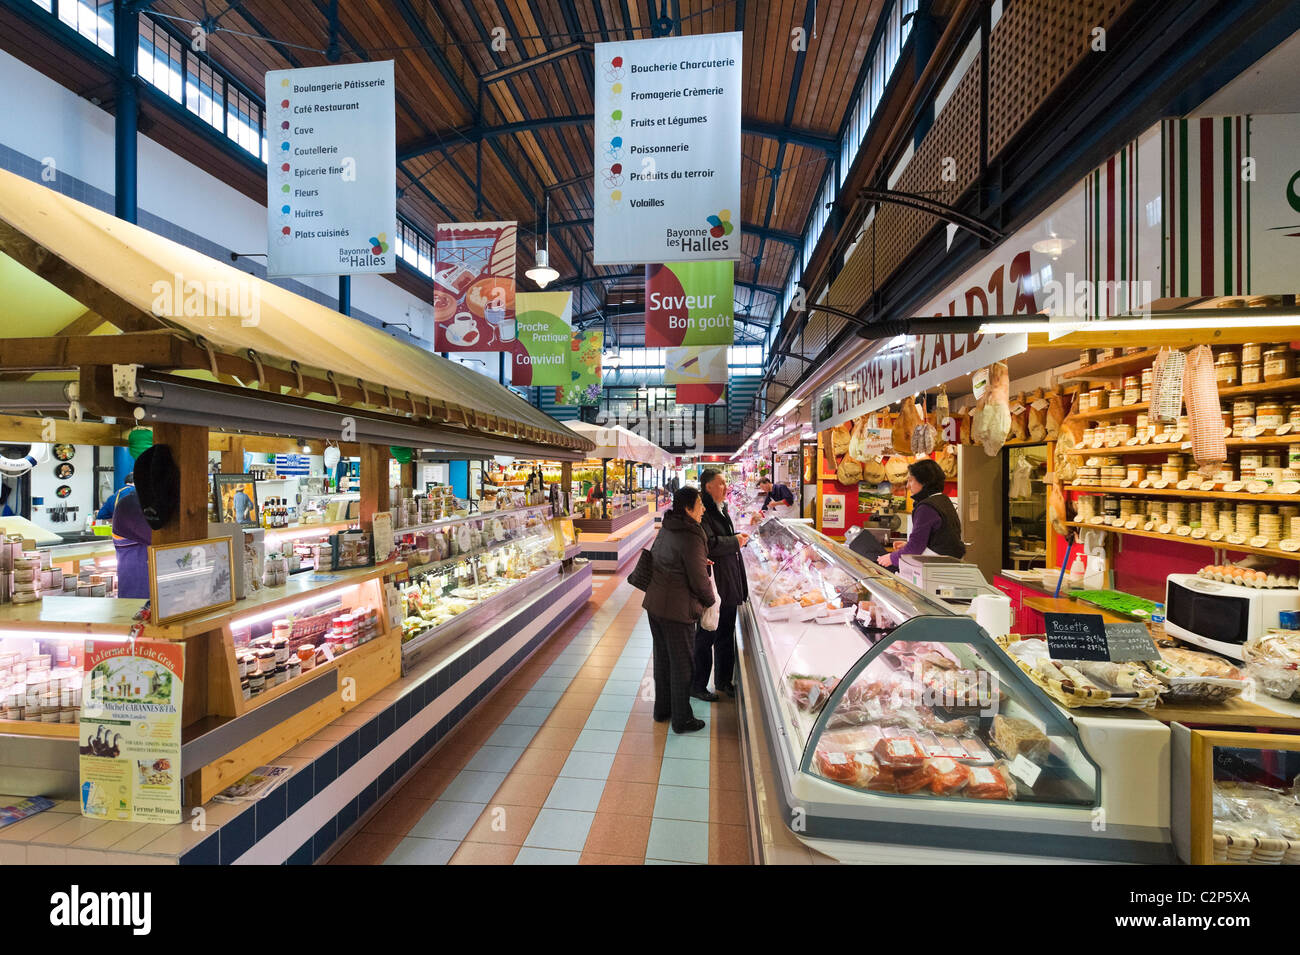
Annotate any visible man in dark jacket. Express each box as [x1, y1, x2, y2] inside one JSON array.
[[693, 468, 750, 700], [642, 486, 715, 733], [757, 477, 795, 510]]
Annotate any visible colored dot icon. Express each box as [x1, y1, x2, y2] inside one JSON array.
[[611, 56, 623, 67], [610, 136, 622, 148], [280, 78, 290, 87], [281, 226, 290, 235], [611, 190, 622, 201], [281, 120, 289, 130], [281, 205, 290, 214], [612, 82, 622, 94], [281, 141, 290, 151], [281, 163, 290, 172], [611, 109, 622, 121], [280, 99, 289, 108], [611, 163, 622, 174]]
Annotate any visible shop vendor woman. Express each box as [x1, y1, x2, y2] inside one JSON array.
[[878, 458, 965, 568]]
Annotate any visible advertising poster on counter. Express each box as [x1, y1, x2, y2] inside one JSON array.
[[432, 221, 518, 352], [266, 61, 396, 278], [592, 32, 742, 265], [79, 640, 184, 824], [557, 329, 604, 405], [645, 261, 734, 347], [511, 291, 573, 386]]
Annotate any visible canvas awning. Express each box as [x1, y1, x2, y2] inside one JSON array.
[[0, 167, 591, 457], [567, 422, 674, 469]]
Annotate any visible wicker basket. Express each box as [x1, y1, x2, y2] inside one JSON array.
[[993, 634, 1160, 710]]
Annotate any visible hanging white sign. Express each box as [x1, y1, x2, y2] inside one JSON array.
[[266, 61, 396, 278], [592, 32, 742, 265]]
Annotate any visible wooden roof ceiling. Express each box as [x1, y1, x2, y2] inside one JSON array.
[[144, 0, 886, 325]]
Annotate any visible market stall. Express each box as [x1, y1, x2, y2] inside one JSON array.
[[565, 422, 673, 570], [0, 167, 594, 864]]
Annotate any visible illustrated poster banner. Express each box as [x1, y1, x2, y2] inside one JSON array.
[[557, 329, 604, 405], [266, 61, 396, 277], [645, 261, 735, 347], [592, 32, 742, 265], [80, 640, 184, 824], [432, 221, 518, 352], [663, 344, 728, 385], [822, 493, 846, 530], [675, 383, 727, 405], [512, 292, 574, 386]]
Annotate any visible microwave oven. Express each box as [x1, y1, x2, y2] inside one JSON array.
[[1163, 573, 1300, 659]]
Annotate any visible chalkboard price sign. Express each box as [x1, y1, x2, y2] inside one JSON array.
[[1104, 622, 1161, 662], [1044, 612, 1110, 661]]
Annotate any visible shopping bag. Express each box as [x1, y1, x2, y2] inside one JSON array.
[[628, 548, 654, 591], [699, 568, 721, 631]]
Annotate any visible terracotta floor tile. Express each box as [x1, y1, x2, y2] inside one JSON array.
[[363, 796, 435, 836], [542, 706, 593, 729], [453, 718, 504, 747], [490, 772, 557, 808], [463, 804, 540, 846], [711, 759, 745, 792], [564, 677, 609, 694], [327, 830, 405, 865], [615, 732, 663, 757], [577, 665, 615, 680], [450, 842, 521, 865], [579, 850, 644, 865], [711, 792, 749, 827], [596, 780, 658, 816], [608, 753, 662, 785], [709, 823, 752, 865], [584, 812, 652, 857], [513, 747, 569, 776], [557, 690, 600, 710], [530, 725, 583, 750], [401, 763, 460, 800]]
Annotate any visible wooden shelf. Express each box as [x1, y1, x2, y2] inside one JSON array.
[[1067, 377, 1300, 425], [1063, 348, 1161, 381], [1065, 521, 1300, 561], [1067, 434, 1299, 456], [0, 719, 80, 739], [1065, 485, 1300, 504]]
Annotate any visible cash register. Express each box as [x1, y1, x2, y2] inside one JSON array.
[[897, 554, 1000, 604]]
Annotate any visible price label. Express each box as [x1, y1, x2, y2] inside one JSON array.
[[1045, 612, 1109, 661], [1250, 535, 1271, 549], [1125, 517, 1141, 529], [1088, 516, 1106, 525], [1244, 425, 1267, 439], [1191, 527, 1208, 539], [1247, 481, 1270, 494], [1139, 479, 1152, 488], [1119, 479, 1135, 488], [1279, 538, 1300, 553], [1200, 482, 1217, 491], [1144, 521, 1157, 531], [1072, 478, 1083, 486], [1151, 479, 1170, 489], [972, 368, 989, 400], [1277, 423, 1294, 436], [1126, 437, 1141, 446], [1158, 523, 1173, 534], [1176, 480, 1194, 490], [1153, 433, 1171, 443], [1175, 525, 1192, 536], [1010, 402, 1026, 414], [1278, 481, 1300, 495], [1224, 482, 1245, 493], [1031, 398, 1050, 410], [1009, 754, 1042, 787], [1227, 532, 1247, 545], [1209, 531, 1225, 542], [1105, 621, 1162, 662], [1181, 442, 1193, 451], [1223, 426, 1234, 439]]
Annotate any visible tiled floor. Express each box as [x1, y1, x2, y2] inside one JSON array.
[[329, 566, 751, 865]]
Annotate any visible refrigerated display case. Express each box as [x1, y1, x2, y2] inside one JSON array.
[[1172, 725, 1300, 864], [740, 517, 1174, 862]]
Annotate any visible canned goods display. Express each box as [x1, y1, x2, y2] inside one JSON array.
[[1219, 510, 1236, 536], [1165, 502, 1187, 526], [1236, 504, 1258, 537]]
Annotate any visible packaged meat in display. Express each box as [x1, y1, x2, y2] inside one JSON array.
[[966, 763, 1015, 800], [1009, 396, 1029, 442], [1045, 391, 1067, 440], [789, 674, 839, 712], [970, 362, 1012, 456], [885, 455, 910, 484], [814, 748, 863, 784], [991, 714, 1051, 764], [927, 757, 972, 795], [830, 422, 853, 460], [860, 457, 886, 483], [1146, 645, 1248, 702], [1182, 344, 1227, 476], [893, 399, 923, 453], [873, 736, 928, 769], [894, 763, 934, 794], [1242, 631, 1300, 701], [1028, 394, 1048, 441]]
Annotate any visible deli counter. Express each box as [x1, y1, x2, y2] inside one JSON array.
[[737, 518, 1174, 863]]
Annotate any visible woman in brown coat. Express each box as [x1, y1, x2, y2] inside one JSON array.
[[642, 486, 715, 733]]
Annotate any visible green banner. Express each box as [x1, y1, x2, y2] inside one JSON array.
[[557, 329, 603, 405], [513, 291, 573, 386]]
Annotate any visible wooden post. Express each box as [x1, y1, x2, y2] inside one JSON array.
[[561, 460, 572, 515], [400, 460, 415, 493], [219, 436, 245, 474], [359, 443, 390, 530], [149, 422, 210, 545]]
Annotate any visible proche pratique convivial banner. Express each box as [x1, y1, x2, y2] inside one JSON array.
[[512, 291, 574, 386], [266, 61, 396, 278], [592, 32, 742, 265]]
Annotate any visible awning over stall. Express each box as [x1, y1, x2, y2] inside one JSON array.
[[0, 168, 592, 458], [567, 422, 674, 469]]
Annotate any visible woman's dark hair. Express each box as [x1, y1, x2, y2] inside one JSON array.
[[907, 458, 947, 495], [671, 486, 702, 514]]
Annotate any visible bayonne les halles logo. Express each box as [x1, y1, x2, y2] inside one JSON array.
[[368, 232, 390, 255], [706, 209, 734, 238]]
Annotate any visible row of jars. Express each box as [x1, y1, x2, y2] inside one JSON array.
[[1075, 495, 1300, 544], [1074, 449, 1300, 487], [1079, 405, 1300, 446], [1077, 344, 1297, 414]]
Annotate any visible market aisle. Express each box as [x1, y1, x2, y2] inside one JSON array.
[[329, 563, 750, 865]]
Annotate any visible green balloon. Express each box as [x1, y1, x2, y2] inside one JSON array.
[[126, 427, 154, 459], [389, 446, 413, 464]]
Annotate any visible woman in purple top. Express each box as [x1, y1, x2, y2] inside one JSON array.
[[877, 458, 965, 569], [111, 486, 153, 599]]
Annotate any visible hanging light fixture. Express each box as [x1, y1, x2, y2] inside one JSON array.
[[525, 194, 561, 288]]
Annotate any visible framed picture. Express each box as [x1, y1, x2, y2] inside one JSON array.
[[212, 473, 260, 527], [148, 536, 237, 626]]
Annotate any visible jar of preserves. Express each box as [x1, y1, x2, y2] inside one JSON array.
[[1232, 398, 1257, 435], [1264, 346, 1294, 382], [1140, 367, 1153, 402], [1257, 402, 1285, 429], [1241, 360, 1263, 385], [1241, 342, 1263, 364], [1089, 388, 1108, 410], [1107, 388, 1124, 409], [1094, 347, 1117, 363], [1122, 375, 1141, 405], [1079, 348, 1096, 366], [1214, 351, 1240, 386]]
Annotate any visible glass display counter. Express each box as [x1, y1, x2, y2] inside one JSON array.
[[740, 517, 1174, 862]]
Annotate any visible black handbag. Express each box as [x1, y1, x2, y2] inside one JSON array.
[[628, 548, 654, 591]]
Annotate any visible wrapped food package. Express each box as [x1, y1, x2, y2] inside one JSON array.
[[911, 420, 937, 455], [935, 385, 950, 428], [927, 757, 972, 795], [1182, 344, 1227, 477], [1150, 347, 1187, 423], [1048, 482, 1070, 538], [1054, 415, 1084, 482], [836, 456, 863, 485], [1045, 391, 1067, 439], [860, 458, 886, 484], [971, 362, 1012, 456], [991, 714, 1051, 763], [966, 763, 1015, 800], [831, 423, 852, 460], [936, 450, 958, 479], [848, 416, 869, 462], [789, 674, 840, 712], [893, 400, 923, 453], [873, 736, 928, 769], [885, 456, 910, 484], [1009, 395, 1029, 442], [929, 407, 948, 452], [1028, 394, 1048, 442]]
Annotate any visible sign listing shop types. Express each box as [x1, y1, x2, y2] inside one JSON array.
[[592, 32, 742, 265], [265, 61, 396, 278]]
